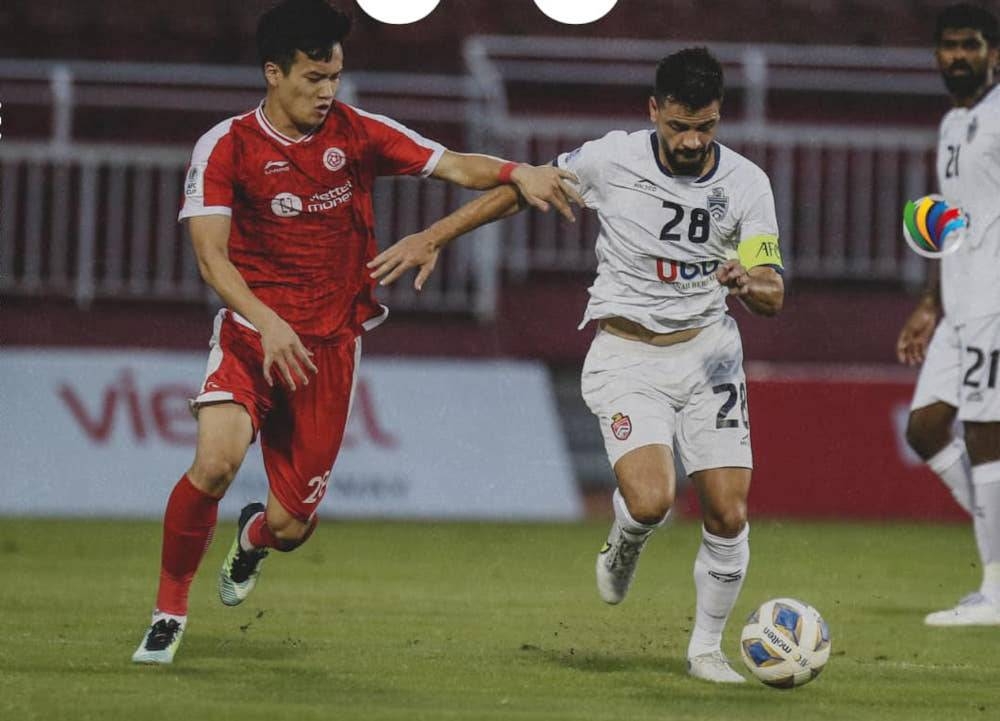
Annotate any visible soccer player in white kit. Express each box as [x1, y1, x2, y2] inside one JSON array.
[[369, 48, 785, 682], [896, 3, 1000, 626]]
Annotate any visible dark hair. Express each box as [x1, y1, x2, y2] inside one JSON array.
[[935, 3, 999, 47], [654, 47, 725, 109], [257, 0, 352, 73]]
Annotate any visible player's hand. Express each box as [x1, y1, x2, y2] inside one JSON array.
[[258, 315, 317, 391], [368, 231, 440, 290], [509, 165, 584, 222], [896, 301, 938, 366], [716, 259, 751, 296]]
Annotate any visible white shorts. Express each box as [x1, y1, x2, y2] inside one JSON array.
[[912, 314, 1000, 422], [581, 315, 752, 473]]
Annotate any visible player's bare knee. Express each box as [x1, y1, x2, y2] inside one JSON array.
[[964, 423, 1000, 464], [629, 487, 674, 525], [906, 405, 956, 460], [703, 506, 747, 538], [269, 522, 311, 552], [905, 419, 944, 460], [187, 456, 240, 496]]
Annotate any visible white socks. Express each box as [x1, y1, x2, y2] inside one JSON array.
[[982, 562, 1000, 604], [612, 488, 666, 540], [927, 440, 973, 512], [972, 460, 1000, 602], [928, 441, 992, 577], [688, 524, 749, 659]]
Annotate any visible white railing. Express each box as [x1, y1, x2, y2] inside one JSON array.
[[464, 37, 940, 286], [0, 142, 500, 317], [0, 42, 945, 317], [464, 36, 940, 130], [0, 60, 499, 316], [494, 119, 936, 286]]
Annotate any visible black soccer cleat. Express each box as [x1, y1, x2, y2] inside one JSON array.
[[218, 502, 269, 606]]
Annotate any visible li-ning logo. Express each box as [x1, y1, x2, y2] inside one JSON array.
[[708, 569, 743, 583], [323, 147, 347, 172], [264, 160, 290, 175], [271, 192, 303, 217]]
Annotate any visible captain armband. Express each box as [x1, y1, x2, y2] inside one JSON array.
[[737, 234, 783, 271]]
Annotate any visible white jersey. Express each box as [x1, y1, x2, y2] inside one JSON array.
[[555, 130, 779, 333], [938, 84, 1000, 322]]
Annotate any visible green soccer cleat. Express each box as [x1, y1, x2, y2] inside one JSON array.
[[219, 502, 269, 607], [132, 616, 186, 665]]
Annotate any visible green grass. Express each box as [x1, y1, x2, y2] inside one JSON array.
[[1, 518, 997, 721]]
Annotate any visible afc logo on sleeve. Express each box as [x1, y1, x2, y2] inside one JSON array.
[[184, 163, 206, 198]]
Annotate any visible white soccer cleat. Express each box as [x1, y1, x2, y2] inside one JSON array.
[[687, 650, 746, 683], [132, 615, 186, 664], [595, 521, 650, 605], [924, 592, 1000, 626]]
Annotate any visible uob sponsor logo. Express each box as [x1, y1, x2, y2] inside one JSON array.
[[656, 259, 720, 283]]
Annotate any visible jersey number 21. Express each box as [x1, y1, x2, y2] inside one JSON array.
[[945, 144, 961, 179]]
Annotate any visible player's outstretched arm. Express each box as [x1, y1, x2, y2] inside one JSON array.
[[188, 215, 317, 390], [431, 150, 582, 221], [368, 184, 523, 289], [716, 261, 784, 317]]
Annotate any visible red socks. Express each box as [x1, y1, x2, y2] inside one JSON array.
[[155, 475, 220, 616], [246, 512, 280, 549], [246, 512, 318, 552]]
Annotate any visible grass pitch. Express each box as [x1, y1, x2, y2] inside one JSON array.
[[1, 518, 997, 721]]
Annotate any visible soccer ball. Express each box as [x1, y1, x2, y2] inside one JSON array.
[[902, 194, 966, 258], [739, 598, 831, 689]]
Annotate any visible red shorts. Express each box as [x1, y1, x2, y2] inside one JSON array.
[[193, 309, 358, 521]]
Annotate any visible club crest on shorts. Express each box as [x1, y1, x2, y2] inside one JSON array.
[[610, 412, 632, 441], [323, 147, 347, 172]]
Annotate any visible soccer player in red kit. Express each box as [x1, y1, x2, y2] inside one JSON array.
[[132, 0, 580, 664]]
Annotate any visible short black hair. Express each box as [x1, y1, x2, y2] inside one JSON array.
[[935, 3, 999, 47], [257, 0, 352, 73], [654, 47, 725, 109]]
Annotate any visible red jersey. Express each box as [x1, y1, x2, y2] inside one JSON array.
[[179, 101, 444, 342]]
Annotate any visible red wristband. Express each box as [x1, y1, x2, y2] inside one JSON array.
[[498, 161, 519, 184]]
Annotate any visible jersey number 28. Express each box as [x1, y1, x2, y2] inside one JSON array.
[[660, 201, 711, 243]]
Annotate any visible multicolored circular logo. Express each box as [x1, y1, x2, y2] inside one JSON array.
[[902, 195, 966, 258]]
